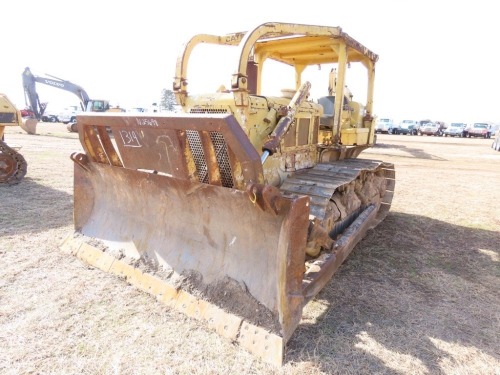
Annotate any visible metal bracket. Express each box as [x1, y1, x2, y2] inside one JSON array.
[[70, 152, 90, 172]]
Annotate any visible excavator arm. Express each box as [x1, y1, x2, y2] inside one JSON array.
[[22, 67, 91, 119]]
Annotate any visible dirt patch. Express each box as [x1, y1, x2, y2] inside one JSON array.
[[76, 233, 282, 334], [180, 271, 281, 334], [1, 126, 499, 374]]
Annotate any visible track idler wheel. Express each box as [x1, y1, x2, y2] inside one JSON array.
[[0, 141, 27, 184]]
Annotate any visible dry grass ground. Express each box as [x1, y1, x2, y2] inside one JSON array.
[[1, 124, 499, 375]]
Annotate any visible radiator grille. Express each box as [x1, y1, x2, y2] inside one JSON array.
[[0, 113, 16, 123], [210, 132, 233, 188], [186, 130, 208, 183], [186, 130, 234, 188], [189, 108, 229, 114]]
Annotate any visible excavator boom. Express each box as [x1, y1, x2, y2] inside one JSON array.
[[22, 67, 91, 117], [21, 67, 111, 133]]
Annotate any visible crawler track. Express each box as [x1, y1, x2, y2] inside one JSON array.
[[280, 158, 395, 256], [0, 140, 27, 184]]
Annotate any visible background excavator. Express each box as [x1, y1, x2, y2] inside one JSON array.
[[62, 22, 395, 365], [22, 67, 112, 133], [0, 93, 27, 184]]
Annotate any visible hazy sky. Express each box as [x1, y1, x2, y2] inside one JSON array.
[[3, 0, 498, 124]]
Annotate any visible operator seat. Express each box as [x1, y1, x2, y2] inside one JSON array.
[[318, 96, 335, 128]]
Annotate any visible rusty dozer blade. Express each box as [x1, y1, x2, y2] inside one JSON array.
[[63, 113, 394, 366]]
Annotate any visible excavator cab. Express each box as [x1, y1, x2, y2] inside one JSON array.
[[86, 100, 110, 112], [63, 22, 395, 365]]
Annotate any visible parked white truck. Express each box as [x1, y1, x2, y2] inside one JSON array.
[[58, 105, 81, 124]]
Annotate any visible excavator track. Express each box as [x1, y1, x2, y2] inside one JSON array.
[[0, 140, 27, 184]]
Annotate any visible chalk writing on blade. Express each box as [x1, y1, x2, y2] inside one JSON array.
[[119, 130, 142, 147], [136, 118, 159, 127]]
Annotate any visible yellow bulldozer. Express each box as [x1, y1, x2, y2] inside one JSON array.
[[62, 22, 395, 365], [0, 93, 27, 184]]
